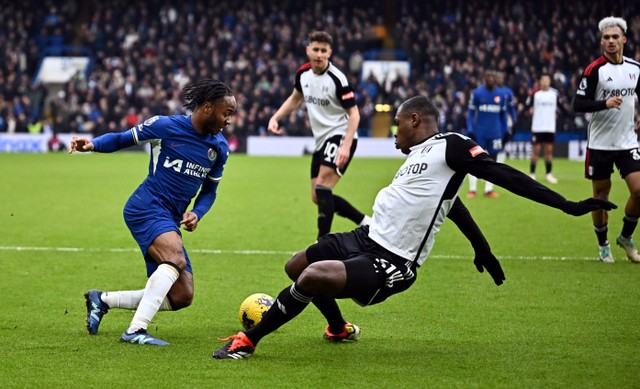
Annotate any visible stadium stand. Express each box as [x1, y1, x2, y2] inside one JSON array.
[[0, 0, 637, 152]]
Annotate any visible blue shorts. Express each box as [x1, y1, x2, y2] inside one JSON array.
[[123, 185, 193, 277], [475, 135, 503, 155]]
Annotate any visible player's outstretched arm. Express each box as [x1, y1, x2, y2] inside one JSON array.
[[447, 197, 505, 286], [70, 131, 137, 154], [268, 90, 304, 135], [466, 159, 617, 215]]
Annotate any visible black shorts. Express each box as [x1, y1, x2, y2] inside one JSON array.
[[310, 135, 358, 178], [305, 226, 417, 306], [585, 148, 640, 180], [531, 132, 555, 144]]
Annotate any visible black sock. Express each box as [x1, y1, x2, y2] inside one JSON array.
[[621, 215, 639, 239], [333, 194, 364, 224], [316, 185, 334, 237], [245, 283, 313, 345], [312, 295, 346, 334], [594, 224, 608, 246], [545, 160, 552, 175], [530, 160, 536, 174]]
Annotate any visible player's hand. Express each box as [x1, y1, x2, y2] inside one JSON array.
[[606, 96, 623, 110], [335, 143, 350, 169], [69, 137, 94, 153], [267, 117, 284, 135], [474, 251, 505, 286], [562, 198, 617, 216], [180, 212, 199, 232]]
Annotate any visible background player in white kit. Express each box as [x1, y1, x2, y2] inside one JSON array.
[[527, 74, 561, 183], [574, 16, 640, 263], [268, 31, 370, 239], [213, 95, 616, 360]]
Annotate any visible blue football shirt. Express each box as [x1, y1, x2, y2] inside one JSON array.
[[131, 115, 229, 216], [467, 86, 507, 139]]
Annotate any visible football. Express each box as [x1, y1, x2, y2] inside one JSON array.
[[239, 293, 275, 330]]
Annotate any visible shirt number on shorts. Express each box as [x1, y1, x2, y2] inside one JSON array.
[[324, 142, 339, 163]]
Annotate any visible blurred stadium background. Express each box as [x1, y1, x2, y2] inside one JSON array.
[[0, 0, 637, 155]]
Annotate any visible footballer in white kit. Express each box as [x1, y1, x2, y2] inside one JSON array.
[[213, 95, 616, 360], [573, 16, 640, 263]]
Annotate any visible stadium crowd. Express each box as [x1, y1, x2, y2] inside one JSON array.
[[0, 0, 637, 151]]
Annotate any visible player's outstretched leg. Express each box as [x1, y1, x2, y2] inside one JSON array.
[[85, 290, 109, 335], [324, 322, 361, 342]]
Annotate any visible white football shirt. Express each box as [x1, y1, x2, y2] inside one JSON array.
[[369, 133, 466, 266], [294, 62, 357, 150], [576, 55, 640, 150], [528, 88, 559, 133]]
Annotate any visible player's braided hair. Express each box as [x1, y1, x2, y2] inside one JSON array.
[[182, 78, 233, 111]]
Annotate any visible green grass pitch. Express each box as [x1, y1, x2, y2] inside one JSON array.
[[0, 152, 638, 388]]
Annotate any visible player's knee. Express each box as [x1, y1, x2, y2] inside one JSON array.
[[166, 256, 187, 270], [284, 251, 310, 280], [630, 187, 640, 200], [297, 263, 339, 295], [168, 289, 193, 311]]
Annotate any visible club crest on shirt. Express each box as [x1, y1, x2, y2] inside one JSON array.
[[579, 78, 587, 90], [143, 115, 160, 126], [208, 148, 217, 161], [469, 145, 485, 157], [493, 96, 501, 103]]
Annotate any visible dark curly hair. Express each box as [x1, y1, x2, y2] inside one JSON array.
[[182, 78, 233, 111]]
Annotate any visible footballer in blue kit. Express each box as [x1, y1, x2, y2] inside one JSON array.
[[120, 114, 229, 276], [71, 79, 236, 346], [466, 70, 508, 198]]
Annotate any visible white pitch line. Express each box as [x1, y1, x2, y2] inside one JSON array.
[[0, 245, 594, 261]]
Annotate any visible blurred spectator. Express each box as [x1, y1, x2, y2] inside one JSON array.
[[0, 0, 634, 153]]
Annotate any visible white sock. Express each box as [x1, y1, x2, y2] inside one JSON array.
[[127, 263, 180, 333], [101, 290, 144, 309], [101, 290, 172, 311], [469, 176, 478, 192], [485, 181, 494, 193], [496, 152, 506, 163]]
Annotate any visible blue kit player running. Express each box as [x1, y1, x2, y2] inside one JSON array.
[[70, 79, 236, 346], [466, 70, 508, 198]]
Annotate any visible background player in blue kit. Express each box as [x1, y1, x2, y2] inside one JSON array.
[[466, 70, 508, 198], [213, 95, 616, 360], [70, 79, 237, 346]]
